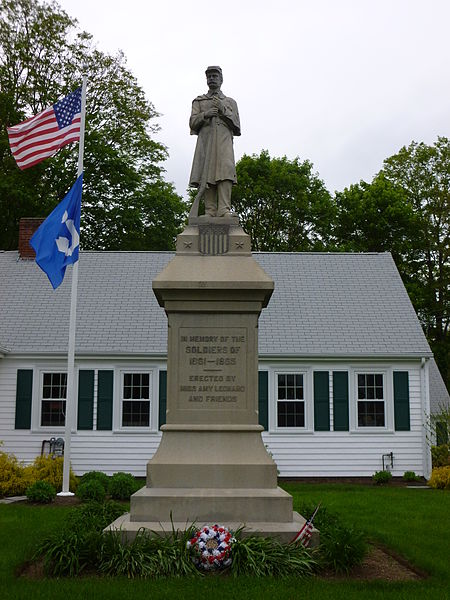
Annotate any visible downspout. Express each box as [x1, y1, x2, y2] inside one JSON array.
[[421, 357, 432, 479]]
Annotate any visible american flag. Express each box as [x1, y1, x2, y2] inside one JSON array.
[[291, 503, 321, 547], [7, 88, 82, 170]]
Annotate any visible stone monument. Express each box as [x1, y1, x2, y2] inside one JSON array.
[[109, 67, 317, 545]]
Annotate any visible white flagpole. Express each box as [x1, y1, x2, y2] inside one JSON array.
[[58, 76, 87, 496]]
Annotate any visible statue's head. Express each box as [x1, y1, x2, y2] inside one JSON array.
[[205, 66, 223, 91]]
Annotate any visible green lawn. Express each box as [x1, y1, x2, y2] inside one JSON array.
[[1, 483, 449, 600]]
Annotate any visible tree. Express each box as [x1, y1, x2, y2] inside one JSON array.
[[231, 150, 333, 251], [380, 139, 449, 389], [0, 0, 186, 251], [332, 173, 421, 276]]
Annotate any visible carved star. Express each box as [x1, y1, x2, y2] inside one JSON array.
[[183, 241, 193, 248], [235, 241, 244, 249]]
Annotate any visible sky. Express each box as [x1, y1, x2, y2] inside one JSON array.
[[58, 0, 450, 200]]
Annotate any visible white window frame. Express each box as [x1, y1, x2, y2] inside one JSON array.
[[114, 368, 157, 433], [349, 367, 394, 433], [32, 367, 78, 433], [270, 368, 313, 433]]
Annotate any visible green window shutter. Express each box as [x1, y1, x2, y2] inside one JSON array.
[[15, 369, 33, 429], [159, 370, 167, 429], [394, 371, 410, 431], [77, 370, 94, 430], [258, 371, 269, 430], [314, 371, 330, 431], [333, 371, 349, 431], [97, 370, 113, 430]]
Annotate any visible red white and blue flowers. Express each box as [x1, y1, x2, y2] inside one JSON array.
[[187, 525, 235, 570]]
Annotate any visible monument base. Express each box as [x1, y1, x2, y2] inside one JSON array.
[[106, 509, 319, 547]]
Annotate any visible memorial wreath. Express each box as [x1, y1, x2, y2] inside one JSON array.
[[186, 524, 235, 570]]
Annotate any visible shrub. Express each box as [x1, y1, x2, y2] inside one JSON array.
[[76, 480, 106, 503], [431, 444, 449, 467], [372, 470, 392, 485], [0, 449, 34, 496], [26, 455, 78, 493], [428, 466, 450, 490], [79, 471, 110, 492], [109, 472, 138, 500], [317, 523, 367, 574], [403, 471, 421, 482], [26, 480, 56, 503]]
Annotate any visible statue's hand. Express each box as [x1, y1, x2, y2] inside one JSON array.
[[215, 99, 226, 114], [204, 107, 218, 119]]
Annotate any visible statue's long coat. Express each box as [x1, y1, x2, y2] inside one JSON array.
[[189, 91, 241, 187]]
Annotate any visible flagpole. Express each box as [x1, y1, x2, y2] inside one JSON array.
[[58, 76, 87, 496]]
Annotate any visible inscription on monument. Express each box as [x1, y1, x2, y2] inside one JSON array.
[[178, 327, 247, 409]]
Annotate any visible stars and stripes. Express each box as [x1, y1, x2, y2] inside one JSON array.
[[7, 88, 82, 170], [291, 503, 321, 547]]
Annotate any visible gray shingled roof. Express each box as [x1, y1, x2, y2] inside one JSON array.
[[429, 358, 450, 413], [0, 250, 431, 358]]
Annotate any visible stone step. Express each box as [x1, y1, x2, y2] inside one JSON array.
[[130, 486, 293, 523], [107, 511, 319, 547]]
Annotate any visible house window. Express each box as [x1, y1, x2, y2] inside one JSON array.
[[277, 373, 305, 427], [357, 373, 385, 427], [122, 373, 150, 427], [41, 372, 67, 427]]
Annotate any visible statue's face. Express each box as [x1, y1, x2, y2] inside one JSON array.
[[206, 70, 222, 91]]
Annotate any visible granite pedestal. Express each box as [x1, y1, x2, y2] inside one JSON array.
[[107, 217, 318, 545]]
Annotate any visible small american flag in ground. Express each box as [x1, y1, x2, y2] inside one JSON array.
[[291, 503, 321, 547], [7, 88, 82, 170]]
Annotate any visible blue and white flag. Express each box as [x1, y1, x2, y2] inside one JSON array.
[[30, 173, 83, 289]]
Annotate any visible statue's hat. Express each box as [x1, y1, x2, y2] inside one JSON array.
[[205, 66, 222, 76]]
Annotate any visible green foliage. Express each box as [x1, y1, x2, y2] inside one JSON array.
[[35, 500, 126, 576], [332, 173, 418, 265], [109, 472, 138, 500], [99, 528, 199, 578], [402, 471, 421, 482], [0, 0, 186, 252], [27, 455, 78, 492], [67, 500, 126, 532], [0, 448, 33, 496], [372, 470, 393, 485], [230, 534, 316, 578], [0, 449, 77, 496], [431, 444, 449, 467], [380, 138, 450, 390], [76, 480, 106, 503], [428, 466, 450, 489], [79, 471, 110, 492], [316, 523, 367, 574], [26, 480, 56, 503], [295, 502, 367, 574], [231, 150, 333, 251]]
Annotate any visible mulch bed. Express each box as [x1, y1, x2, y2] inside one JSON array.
[[321, 543, 426, 581], [17, 542, 426, 582]]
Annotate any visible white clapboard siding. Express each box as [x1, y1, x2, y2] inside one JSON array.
[[0, 357, 429, 477]]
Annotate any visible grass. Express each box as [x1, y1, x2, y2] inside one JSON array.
[[0, 483, 449, 599]]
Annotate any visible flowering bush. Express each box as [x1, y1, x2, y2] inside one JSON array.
[[428, 466, 450, 490], [0, 446, 77, 497], [0, 448, 34, 496], [187, 525, 234, 570]]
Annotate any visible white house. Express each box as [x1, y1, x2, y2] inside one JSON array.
[[1, 231, 447, 479]]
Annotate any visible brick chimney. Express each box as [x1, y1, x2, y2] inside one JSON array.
[[18, 218, 44, 259]]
